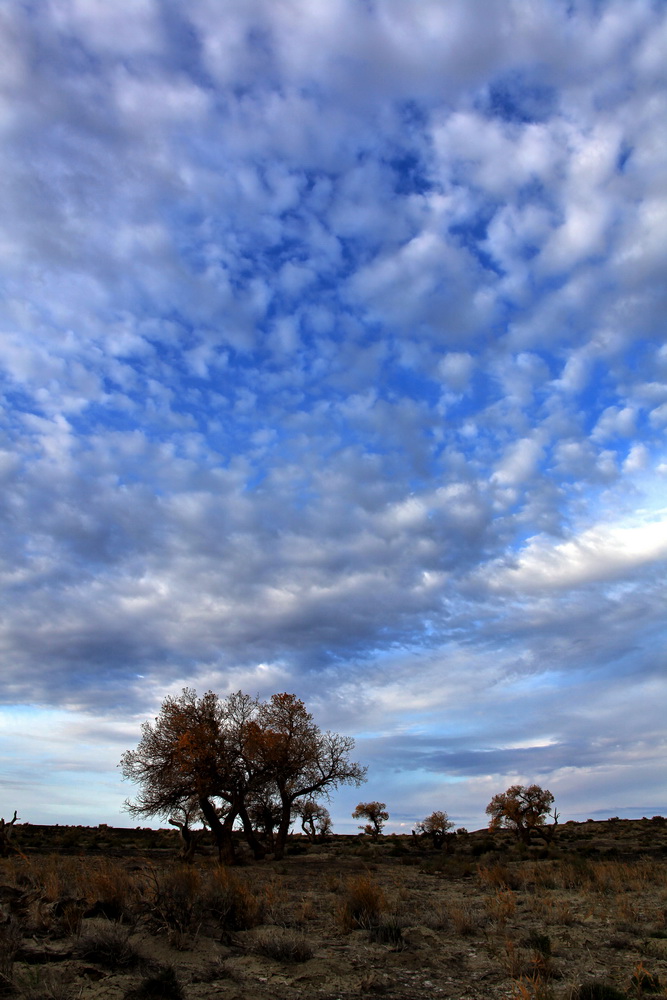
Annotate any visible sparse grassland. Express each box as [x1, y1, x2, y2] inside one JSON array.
[[0, 818, 665, 999]]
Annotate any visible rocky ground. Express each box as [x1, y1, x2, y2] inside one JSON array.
[[1, 818, 666, 999]]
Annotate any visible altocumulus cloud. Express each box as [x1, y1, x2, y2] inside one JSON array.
[[0, 0, 665, 829]]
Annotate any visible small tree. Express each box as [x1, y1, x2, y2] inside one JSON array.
[[353, 801, 389, 839], [295, 799, 332, 843], [0, 811, 19, 858], [486, 784, 556, 845], [415, 810, 454, 850]]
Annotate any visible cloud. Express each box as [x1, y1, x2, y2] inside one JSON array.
[[0, 0, 665, 828]]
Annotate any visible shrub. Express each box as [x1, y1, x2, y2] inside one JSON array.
[[630, 962, 661, 995], [124, 965, 184, 1000], [337, 873, 386, 930], [203, 866, 264, 933], [75, 921, 142, 970], [147, 864, 204, 939], [571, 984, 627, 1000], [367, 914, 405, 948], [0, 919, 21, 985], [251, 927, 314, 963], [9, 967, 77, 1000]]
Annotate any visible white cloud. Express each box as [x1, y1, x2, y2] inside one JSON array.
[[488, 513, 667, 592]]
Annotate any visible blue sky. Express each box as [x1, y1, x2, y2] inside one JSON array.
[[0, 0, 665, 832]]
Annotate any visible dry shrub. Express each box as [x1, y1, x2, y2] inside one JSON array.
[[511, 971, 555, 1000], [149, 864, 203, 939], [257, 875, 288, 925], [124, 965, 184, 1000], [336, 873, 386, 931], [251, 926, 314, 963], [449, 902, 482, 936], [75, 920, 142, 969], [419, 902, 449, 931], [81, 859, 138, 920], [487, 888, 517, 924], [297, 898, 317, 923], [614, 898, 642, 931], [367, 913, 406, 949], [0, 919, 21, 995], [629, 961, 661, 996], [9, 966, 77, 1000], [203, 866, 263, 933], [479, 862, 521, 891], [569, 983, 627, 1000]]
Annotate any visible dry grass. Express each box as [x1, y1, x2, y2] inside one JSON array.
[[0, 819, 665, 999], [336, 871, 387, 931]]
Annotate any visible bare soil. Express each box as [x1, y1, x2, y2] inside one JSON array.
[[1, 818, 666, 999]]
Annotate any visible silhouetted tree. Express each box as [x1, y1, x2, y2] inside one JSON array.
[[486, 784, 556, 845], [415, 810, 454, 850], [295, 799, 333, 842], [0, 811, 19, 858], [255, 693, 366, 859], [121, 688, 365, 863], [352, 801, 389, 839]]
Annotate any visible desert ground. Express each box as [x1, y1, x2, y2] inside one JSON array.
[[1, 818, 666, 999]]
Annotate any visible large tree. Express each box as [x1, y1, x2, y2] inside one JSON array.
[[255, 693, 366, 859], [121, 688, 366, 862], [485, 784, 556, 845], [120, 688, 263, 863]]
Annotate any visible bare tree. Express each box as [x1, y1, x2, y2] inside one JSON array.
[[168, 800, 205, 862], [295, 799, 333, 842], [352, 801, 388, 839], [0, 811, 19, 858]]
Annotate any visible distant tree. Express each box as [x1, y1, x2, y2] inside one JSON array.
[[415, 810, 454, 850], [244, 792, 284, 853], [295, 799, 333, 842], [0, 811, 19, 858], [486, 784, 557, 845], [353, 801, 389, 839]]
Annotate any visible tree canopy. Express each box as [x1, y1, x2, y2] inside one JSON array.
[[120, 688, 366, 862]]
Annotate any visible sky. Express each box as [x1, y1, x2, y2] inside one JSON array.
[[0, 0, 665, 834]]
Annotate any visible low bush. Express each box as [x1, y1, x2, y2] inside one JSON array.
[[251, 927, 314, 963], [75, 921, 142, 970], [336, 872, 386, 931], [124, 965, 184, 1000]]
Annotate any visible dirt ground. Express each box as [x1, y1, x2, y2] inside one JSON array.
[[1, 819, 666, 999]]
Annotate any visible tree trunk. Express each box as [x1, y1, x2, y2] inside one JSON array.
[[0, 811, 18, 859], [272, 795, 293, 860], [238, 803, 267, 860], [199, 797, 237, 865]]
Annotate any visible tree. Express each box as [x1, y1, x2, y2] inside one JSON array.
[[353, 801, 389, 839], [485, 784, 557, 845], [121, 688, 366, 863], [0, 811, 19, 859], [255, 693, 366, 859], [415, 810, 454, 850], [295, 799, 333, 843], [120, 688, 265, 864]]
